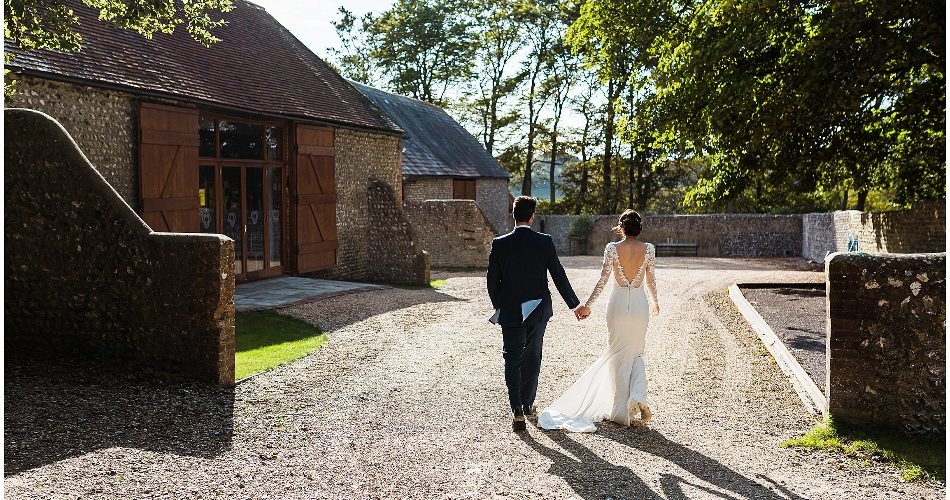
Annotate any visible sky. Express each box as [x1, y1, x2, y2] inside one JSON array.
[[248, 0, 395, 58]]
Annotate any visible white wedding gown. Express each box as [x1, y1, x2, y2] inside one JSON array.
[[539, 242, 658, 432]]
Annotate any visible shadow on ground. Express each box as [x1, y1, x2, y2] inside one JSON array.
[[4, 348, 233, 475], [521, 424, 806, 500], [279, 286, 462, 332]]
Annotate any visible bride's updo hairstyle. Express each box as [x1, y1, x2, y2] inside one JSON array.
[[613, 209, 642, 237]]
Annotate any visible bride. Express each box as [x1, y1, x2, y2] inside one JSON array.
[[539, 210, 659, 432]]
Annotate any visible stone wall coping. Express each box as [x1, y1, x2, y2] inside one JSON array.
[[7, 107, 151, 235]]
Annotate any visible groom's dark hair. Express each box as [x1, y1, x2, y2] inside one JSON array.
[[512, 196, 537, 223]]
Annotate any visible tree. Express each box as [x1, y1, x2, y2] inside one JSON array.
[[540, 34, 579, 204], [652, 0, 945, 210], [327, 8, 378, 85], [566, 0, 667, 212], [463, 0, 526, 156], [4, 0, 232, 95], [358, 0, 475, 106], [518, 0, 560, 196]]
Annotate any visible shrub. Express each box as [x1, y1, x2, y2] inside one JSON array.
[[567, 213, 594, 238]]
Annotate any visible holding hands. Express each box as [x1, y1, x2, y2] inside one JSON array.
[[574, 305, 592, 321]]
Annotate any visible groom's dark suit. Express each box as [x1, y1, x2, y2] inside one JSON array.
[[487, 225, 580, 416]]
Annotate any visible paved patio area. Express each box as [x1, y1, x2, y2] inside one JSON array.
[[234, 276, 388, 311]]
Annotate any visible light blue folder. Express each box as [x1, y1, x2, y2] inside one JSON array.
[[489, 299, 542, 324]]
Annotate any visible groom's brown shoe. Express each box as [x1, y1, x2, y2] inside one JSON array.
[[512, 415, 527, 431]]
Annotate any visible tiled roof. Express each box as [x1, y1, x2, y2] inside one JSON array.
[[350, 82, 510, 179], [4, 0, 401, 134]]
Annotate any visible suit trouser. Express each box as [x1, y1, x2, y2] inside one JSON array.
[[502, 312, 547, 414]]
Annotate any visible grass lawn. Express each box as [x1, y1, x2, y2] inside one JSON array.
[[234, 310, 327, 381], [388, 279, 448, 290], [782, 416, 945, 482]]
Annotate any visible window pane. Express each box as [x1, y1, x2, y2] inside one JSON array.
[[266, 126, 282, 161], [268, 168, 282, 267], [199, 118, 216, 157], [222, 166, 243, 275], [246, 168, 265, 273], [219, 121, 264, 159], [199, 165, 216, 233]]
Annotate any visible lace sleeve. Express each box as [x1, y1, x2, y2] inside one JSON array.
[[584, 243, 615, 307], [644, 243, 658, 308]]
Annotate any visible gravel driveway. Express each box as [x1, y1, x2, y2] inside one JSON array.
[[4, 257, 944, 499]]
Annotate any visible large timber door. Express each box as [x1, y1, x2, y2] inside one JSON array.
[[139, 103, 200, 232], [295, 125, 338, 273]]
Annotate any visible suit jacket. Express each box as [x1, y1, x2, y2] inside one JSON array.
[[486, 226, 580, 327]]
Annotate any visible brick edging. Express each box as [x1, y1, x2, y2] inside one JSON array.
[[728, 284, 826, 416]]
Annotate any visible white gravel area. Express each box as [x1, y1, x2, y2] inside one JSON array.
[[4, 257, 944, 499]]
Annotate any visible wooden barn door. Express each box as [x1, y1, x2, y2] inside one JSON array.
[[294, 125, 338, 273], [139, 103, 200, 232]]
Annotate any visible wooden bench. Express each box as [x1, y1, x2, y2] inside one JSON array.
[[655, 242, 698, 257]]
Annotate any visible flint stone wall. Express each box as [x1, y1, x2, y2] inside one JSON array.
[[367, 181, 429, 284], [310, 129, 428, 285], [536, 214, 802, 257], [403, 177, 452, 202], [803, 202, 947, 262], [402, 176, 510, 235], [5, 109, 235, 386], [825, 252, 945, 435], [475, 178, 509, 235], [5, 75, 139, 209], [404, 200, 497, 268], [532, 215, 612, 254]]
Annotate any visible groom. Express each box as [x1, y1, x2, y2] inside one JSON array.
[[487, 196, 583, 431]]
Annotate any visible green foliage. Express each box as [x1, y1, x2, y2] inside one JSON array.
[[4, 0, 232, 96], [567, 212, 593, 238], [782, 416, 946, 482], [234, 311, 326, 380], [331, 0, 475, 106]]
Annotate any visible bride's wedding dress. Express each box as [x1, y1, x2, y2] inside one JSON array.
[[539, 241, 658, 432]]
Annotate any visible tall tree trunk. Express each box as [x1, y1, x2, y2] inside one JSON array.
[[579, 112, 590, 209], [856, 189, 868, 212], [522, 68, 540, 196], [841, 189, 849, 211], [636, 152, 646, 210], [602, 79, 616, 213], [628, 144, 635, 209], [550, 130, 557, 204]]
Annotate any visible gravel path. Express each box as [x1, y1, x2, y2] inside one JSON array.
[[741, 286, 827, 391], [5, 257, 944, 499]]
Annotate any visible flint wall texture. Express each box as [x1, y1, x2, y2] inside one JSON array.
[[475, 178, 510, 235], [5, 109, 235, 386], [825, 252, 945, 435], [5, 75, 139, 209], [404, 200, 497, 268], [536, 214, 802, 257], [403, 177, 452, 202], [802, 202, 947, 262], [309, 129, 428, 284], [367, 181, 429, 285], [533, 215, 613, 255], [402, 176, 510, 235]]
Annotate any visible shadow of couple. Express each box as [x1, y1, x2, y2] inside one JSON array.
[[518, 423, 806, 500]]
